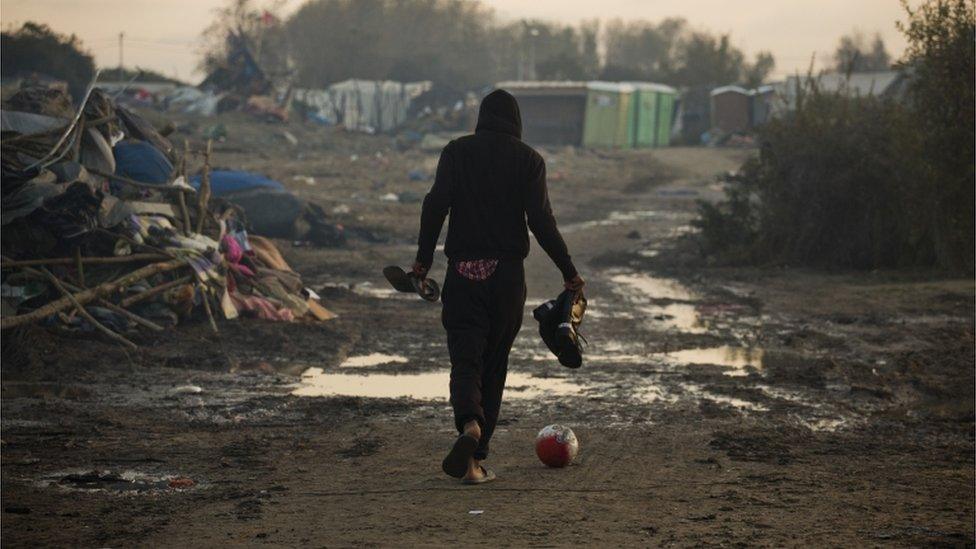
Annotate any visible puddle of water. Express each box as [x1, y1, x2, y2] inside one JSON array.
[[700, 392, 768, 411], [637, 249, 659, 258], [663, 346, 763, 376], [759, 385, 854, 432], [324, 281, 414, 300], [340, 353, 408, 368], [293, 368, 582, 400], [43, 470, 196, 493], [512, 344, 653, 366], [639, 303, 706, 333], [351, 283, 408, 300], [585, 353, 650, 364], [562, 210, 688, 233], [680, 382, 768, 411], [799, 417, 848, 432], [633, 381, 766, 411], [667, 226, 698, 237], [611, 273, 696, 301], [584, 307, 635, 320], [637, 385, 679, 403]]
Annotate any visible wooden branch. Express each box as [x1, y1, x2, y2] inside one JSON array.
[[1, 253, 170, 269], [0, 259, 184, 330], [198, 284, 219, 334], [119, 275, 192, 308], [177, 139, 192, 236], [91, 297, 164, 332], [195, 139, 213, 234], [19, 267, 165, 332], [37, 267, 138, 349]]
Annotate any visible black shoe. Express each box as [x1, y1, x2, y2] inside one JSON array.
[[534, 289, 587, 369]]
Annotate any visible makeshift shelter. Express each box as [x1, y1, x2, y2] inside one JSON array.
[[496, 81, 588, 146], [293, 80, 432, 134], [199, 32, 271, 97], [750, 85, 779, 127], [583, 82, 635, 149], [671, 86, 710, 145], [710, 85, 752, 134], [778, 71, 904, 110], [629, 82, 677, 148]]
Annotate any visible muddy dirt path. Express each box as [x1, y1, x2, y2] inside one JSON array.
[[2, 143, 973, 547]]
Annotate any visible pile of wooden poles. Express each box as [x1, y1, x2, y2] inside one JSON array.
[[1, 139, 219, 348]]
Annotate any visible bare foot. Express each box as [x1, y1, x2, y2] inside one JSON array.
[[462, 459, 485, 482], [463, 420, 481, 440], [460, 421, 484, 481]]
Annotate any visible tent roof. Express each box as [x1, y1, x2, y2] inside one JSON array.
[[811, 71, 900, 95], [710, 85, 751, 97], [587, 81, 636, 93], [623, 82, 678, 94], [496, 80, 589, 89]]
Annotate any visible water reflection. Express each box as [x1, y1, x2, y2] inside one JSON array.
[[293, 368, 582, 400], [639, 303, 706, 333], [610, 273, 696, 301], [340, 353, 408, 368], [664, 346, 764, 376]]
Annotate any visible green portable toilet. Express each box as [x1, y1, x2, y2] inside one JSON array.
[[615, 86, 637, 148], [629, 82, 677, 148], [583, 82, 635, 148], [653, 85, 676, 147]]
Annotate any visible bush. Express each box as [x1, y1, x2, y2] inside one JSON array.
[[695, 0, 974, 272], [0, 22, 96, 100]]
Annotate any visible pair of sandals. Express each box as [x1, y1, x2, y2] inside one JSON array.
[[383, 266, 440, 302], [441, 433, 496, 485]]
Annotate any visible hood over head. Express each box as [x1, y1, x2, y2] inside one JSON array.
[[475, 89, 522, 139]]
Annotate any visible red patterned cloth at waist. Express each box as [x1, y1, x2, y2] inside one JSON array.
[[454, 259, 499, 281]]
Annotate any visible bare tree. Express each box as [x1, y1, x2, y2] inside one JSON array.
[[832, 31, 892, 73]]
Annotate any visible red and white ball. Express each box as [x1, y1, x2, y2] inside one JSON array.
[[535, 424, 579, 468]]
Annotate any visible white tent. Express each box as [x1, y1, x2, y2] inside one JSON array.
[[294, 79, 432, 133]]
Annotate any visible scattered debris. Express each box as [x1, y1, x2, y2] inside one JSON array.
[[0, 79, 336, 347], [167, 477, 195, 489]]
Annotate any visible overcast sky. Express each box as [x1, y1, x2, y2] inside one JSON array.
[[2, 0, 913, 83]]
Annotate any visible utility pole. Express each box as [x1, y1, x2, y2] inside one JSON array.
[[528, 27, 539, 81], [118, 32, 124, 80]]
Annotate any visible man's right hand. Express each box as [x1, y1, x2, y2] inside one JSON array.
[[564, 274, 585, 292], [412, 261, 429, 280]]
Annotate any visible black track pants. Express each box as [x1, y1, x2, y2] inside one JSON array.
[[441, 260, 526, 460]]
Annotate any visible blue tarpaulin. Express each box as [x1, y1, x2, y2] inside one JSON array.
[[113, 140, 173, 184], [189, 170, 285, 196]]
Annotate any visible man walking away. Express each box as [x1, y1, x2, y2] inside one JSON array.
[[412, 89, 585, 484]]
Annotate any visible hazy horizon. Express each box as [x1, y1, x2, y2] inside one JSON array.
[[2, 0, 913, 84]]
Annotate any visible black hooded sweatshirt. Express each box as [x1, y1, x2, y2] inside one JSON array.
[[416, 89, 578, 281]]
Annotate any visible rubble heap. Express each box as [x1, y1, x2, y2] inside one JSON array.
[[1, 78, 334, 348]]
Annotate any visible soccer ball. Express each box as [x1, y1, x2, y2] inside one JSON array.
[[535, 424, 579, 468]]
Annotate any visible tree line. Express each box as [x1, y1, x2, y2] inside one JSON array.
[[1, 0, 895, 97], [234, 0, 781, 92]]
